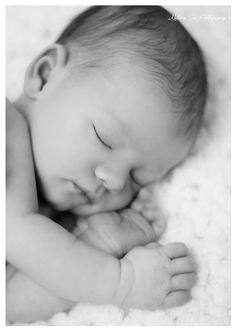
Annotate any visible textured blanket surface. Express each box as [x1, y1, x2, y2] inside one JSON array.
[[6, 6, 230, 326]]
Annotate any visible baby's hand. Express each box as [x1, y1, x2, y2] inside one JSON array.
[[117, 242, 197, 310], [74, 209, 157, 258], [131, 185, 166, 238]]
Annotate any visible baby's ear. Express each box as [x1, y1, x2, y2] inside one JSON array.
[[24, 43, 68, 100]]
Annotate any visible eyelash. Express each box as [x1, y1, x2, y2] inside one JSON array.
[[93, 124, 112, 150]]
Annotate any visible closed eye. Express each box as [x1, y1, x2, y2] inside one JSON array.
[[93, 123, 112, 150]]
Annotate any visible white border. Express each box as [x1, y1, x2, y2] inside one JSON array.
[[2, 1, 233, 330], [2, 0, 235, 5]]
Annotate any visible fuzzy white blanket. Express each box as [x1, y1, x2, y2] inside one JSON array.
[[6, 6, 230, 326]]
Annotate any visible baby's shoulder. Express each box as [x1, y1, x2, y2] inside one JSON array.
[[6, 99, 33, 180], [6, 98, 32, 172], [6, 99, 38, 215]]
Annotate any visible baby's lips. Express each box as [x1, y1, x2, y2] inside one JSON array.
[[89, 185, 106, 200]]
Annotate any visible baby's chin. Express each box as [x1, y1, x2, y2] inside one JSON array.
[[71, 202, 122, 216], [71, 196, 133, 217]]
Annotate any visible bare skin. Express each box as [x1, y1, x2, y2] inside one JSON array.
[[6, 187, 197, 323], [7, 44, 198, 323], [75, 188, 166, 258], [7, 240, 196, 323]]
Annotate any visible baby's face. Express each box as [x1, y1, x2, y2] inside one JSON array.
[[27, 61, 193, 216]]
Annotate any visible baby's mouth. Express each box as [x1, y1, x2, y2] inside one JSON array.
[[72, 182, 107, 204], [72, 182, 94, 203]]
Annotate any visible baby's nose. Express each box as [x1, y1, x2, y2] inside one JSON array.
[[95, 166, 128, 194]]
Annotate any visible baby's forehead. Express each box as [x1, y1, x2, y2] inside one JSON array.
[[66, 61, 188, 165]]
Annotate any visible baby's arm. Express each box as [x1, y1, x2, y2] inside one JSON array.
[[7, 241, 197, 322], [6, 264, 75, 323]]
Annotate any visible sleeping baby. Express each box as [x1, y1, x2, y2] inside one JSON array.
[[6, 6, 207, 323]]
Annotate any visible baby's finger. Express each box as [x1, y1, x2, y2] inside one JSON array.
[[138, 188, 152, 199], [162, 242, 189, 259], [152, 217, 166, 237], [131, 201, 143, 212], [170, 256, 197, 275], [162, 290, 191, 309], [142, 207, 154, 219], [169, 273, 197, 291], [142, 205, 162, 220]]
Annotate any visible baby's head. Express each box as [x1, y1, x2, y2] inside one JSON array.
[[18, 6, 207, 215]]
